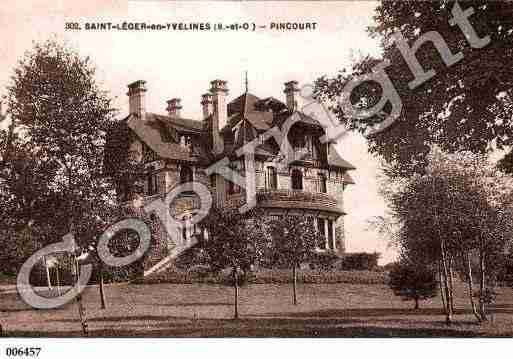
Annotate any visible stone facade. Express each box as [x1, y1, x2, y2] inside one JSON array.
[[105, 79, 356, 270]]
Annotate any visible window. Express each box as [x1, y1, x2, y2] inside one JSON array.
[[292, 135, 306, 149], [142, 143, 157, 163], [291, 169, 303, 190], [319, 173, 327, 193], [267, 166, 277, 190], [147, 174, 159, 195], [180, 166, 194, 184], [210, 174, 216, 188], [182, 226, 187, 242], [227, 181, 240, 195], [327, 220, 334, 250], [317, 218, 326, 250], [179, 135, 193, 153]]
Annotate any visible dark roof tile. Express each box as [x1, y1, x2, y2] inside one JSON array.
[[327, 145, 356, 170]]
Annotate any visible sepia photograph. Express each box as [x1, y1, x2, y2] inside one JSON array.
[[0, 0, 512, 356]]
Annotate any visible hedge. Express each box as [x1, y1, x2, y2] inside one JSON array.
[[137, 267, 388, 286]]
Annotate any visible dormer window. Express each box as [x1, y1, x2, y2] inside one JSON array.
[[180, 166, 194, 184], [142, 142, 158, 163], [227, 181, 241, 195], [179, 135, 193, 153]]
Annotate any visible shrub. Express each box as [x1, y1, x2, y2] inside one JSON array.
[[138, 267, 389, 285], [497, 253, 513, 287], [0, 272, 15, 285], [388, 262, 437, 309], [308, 252, 339, 270], [337, 252, 381, 271]]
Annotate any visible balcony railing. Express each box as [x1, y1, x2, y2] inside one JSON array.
[[227, 189, 343, 214]]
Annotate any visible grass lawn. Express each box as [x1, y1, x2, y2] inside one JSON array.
[[0, 273, 16, 285], [1, 281, 512, 337]]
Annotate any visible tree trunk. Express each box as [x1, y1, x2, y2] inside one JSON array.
[[99, 266, 107, 310], [432, 190, 452, 326], [440, 239, 452, 325], [448, 256, 455, 312], [466, 252, 481, 322], [233, 267, 239, 320], [414, 297, 419, 310], [292, 265, 298, 305], [66, 187, 89, 336], [72, 253, 88, 336], [438, 261, 446, 311], [478, 247, 487, 321]]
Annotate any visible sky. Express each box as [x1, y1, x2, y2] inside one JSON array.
[[0, 0, 396, 263]]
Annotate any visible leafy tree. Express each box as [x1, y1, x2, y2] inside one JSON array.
[[381, 147, 513, 323], [315, 1, 513, 178], [0, 116, 59, 277], [0, 225, 41, 276], [5, 39, 117, 335], [266, 214, 322, 305], [6, 39, 117, 234], [389, 260, 437, 309], [201, 207, 268, 319]]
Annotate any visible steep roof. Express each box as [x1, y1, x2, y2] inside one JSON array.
[[226, 92, 274, 133], [150, 113, 204, 133], [228, 92, 261, 117], [123, 113, 208, 163], [327, 144, 356, 170], [107, 90, 356, 172], [343, 172, 356, 185]]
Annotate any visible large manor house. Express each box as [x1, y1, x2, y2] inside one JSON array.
[[105, 79, 356, 269]]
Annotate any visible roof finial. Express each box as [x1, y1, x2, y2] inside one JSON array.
[[244, 71, 249, 93]]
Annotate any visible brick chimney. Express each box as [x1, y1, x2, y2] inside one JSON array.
[[127, 80, 147, 118], [166, 98, 182, 118], [284, 80, 299, 111], [201, 93, 213, 119], [210, 80, 228, 154]]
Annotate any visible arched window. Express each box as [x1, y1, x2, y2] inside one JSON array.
[[180, 166, 193, 184], [267, 166, 277, 190], [319, 173, 327, 193], [291, 169, 303, 190]]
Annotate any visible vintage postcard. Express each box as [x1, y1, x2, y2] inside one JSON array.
[[0, 0, 512, 357]]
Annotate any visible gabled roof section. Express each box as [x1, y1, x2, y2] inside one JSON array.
[[343, 172, 356, 185], [256, 97, 288, 113], [226, 92, 275, 133], [245, 111, 272, 131], [126, 114, 205, 162], [274, 110, 325, 129], [149, 113, 204, 133], [227, 92, 261, 117], [327, 144, 356, 170]]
